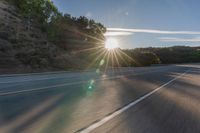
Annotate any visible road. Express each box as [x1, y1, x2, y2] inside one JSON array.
[[0, 64, 199, 133]]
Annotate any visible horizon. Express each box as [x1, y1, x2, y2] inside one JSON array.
[[52, 0, 200, 49]]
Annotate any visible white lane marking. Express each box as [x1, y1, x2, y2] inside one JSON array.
[[0, 69, 170, 96], [0, 81, 85, 96], [0, 69, 94, 77], [0, 75, 83, 84], [0, 68, 168, 84], [78, 69, 190, 133]]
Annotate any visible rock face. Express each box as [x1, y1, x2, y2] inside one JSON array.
[[0, 1, 60, 73]]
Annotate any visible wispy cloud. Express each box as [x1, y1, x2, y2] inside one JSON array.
[[104, 31, 133, 36], [106, 28, 200, 36], [159, 37, 200, 42]]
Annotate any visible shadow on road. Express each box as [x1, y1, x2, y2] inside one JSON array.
[[0, 65, 199, 133]]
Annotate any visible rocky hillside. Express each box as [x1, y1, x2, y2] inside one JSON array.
[[0, 1, 89, 74]]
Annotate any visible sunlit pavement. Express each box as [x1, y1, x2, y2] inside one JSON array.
[[0, 64, 200, 133]]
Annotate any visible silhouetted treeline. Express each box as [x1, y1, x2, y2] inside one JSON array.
[[121, 46, 200, 66], [99, 49, 161, 68], [48, 15, 106, 50]]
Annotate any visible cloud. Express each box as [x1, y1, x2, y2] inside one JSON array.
[[107, 28, 200, 35], [104, 31, 133, 36], [159, 37, 200, 42]]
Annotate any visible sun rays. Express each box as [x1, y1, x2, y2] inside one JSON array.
[[67, 29, 140, 93], [66, 27, 139, 73], [105, 38, 119, 50]]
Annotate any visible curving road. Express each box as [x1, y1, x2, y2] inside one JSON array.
[[0, 64, 200, 133]]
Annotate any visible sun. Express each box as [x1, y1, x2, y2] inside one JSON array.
[[105, 38, 119, 50]]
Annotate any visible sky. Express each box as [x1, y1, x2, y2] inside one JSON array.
[[52, 0, 200, 49]]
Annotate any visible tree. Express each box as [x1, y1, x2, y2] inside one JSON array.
[[8, 0, 60, 25]]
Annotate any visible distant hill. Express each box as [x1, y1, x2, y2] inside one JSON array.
[[121, 46, 200, 66]]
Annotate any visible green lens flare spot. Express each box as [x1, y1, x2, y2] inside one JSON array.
[[99, 59, 105, 66], [88, 85, 92, 89], [88, 79, 95, 90], [96, 68, 100, 74]]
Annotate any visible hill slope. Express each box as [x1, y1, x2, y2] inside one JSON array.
[[0, 1, 99, 74]]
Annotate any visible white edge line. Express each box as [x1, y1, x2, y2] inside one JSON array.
[[78, 69, 190, 133]]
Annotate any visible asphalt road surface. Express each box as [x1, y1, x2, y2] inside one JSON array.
[[0, 64, 199, 133]]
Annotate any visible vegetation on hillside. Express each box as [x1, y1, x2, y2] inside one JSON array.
[[121, 46, 200, 66], [1, 0, 106, 72], [8, 0, 106, 49], [47, 15, 106, 50], [92, 46, 200, 68]]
